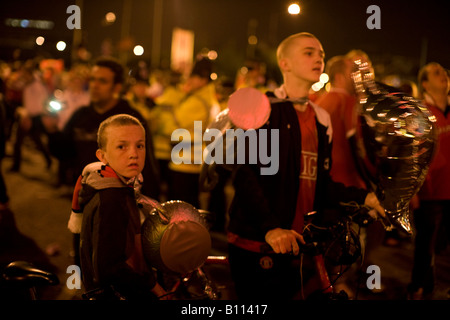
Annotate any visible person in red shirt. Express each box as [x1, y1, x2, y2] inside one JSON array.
[[315, 56, 372, 297], [315, 55, 366, 189], [408, 62, 450, 299], [226, 32, 385, 300]]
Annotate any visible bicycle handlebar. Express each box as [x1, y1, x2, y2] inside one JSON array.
[[259, 202, 379, 256]]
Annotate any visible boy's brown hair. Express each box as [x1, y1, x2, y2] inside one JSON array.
[[97, 114, 145, 150]]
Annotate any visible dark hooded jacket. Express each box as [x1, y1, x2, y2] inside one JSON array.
[[227, 91, 368, 242], [74, 162, 157, 299]]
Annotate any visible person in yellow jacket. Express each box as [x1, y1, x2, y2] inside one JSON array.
[[166, 58, 219, 208], [146, 71, 184, 201], [149, 73, 183, 159]]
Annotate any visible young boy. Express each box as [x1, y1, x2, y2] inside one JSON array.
[[69, 114, 167, 300], [226, 32, 384, 300]]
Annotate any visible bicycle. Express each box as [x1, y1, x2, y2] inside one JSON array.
[[0, 260, 60, 300], [150, 208, 231, 300], [199, 163, 383, 298], [254, 202, 386, 300], [154, 255, 229, 300], [155, 201, 386, 301]]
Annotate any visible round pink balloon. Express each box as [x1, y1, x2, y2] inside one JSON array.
[[227, 87, 271, 130]]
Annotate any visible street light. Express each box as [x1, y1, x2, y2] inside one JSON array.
[[56, 41, 66, 51], [133, 45, 144, 56], [288, 2, 301, 15], [270, 2, 301, 45]]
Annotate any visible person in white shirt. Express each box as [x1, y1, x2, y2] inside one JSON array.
[[11, 67, 52, 172]]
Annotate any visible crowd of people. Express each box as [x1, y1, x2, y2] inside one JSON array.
[[0, 30, 448, 300]]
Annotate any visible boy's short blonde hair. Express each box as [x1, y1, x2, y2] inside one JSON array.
[[276, 32, 318, 64], [97, 114, 145, 150]]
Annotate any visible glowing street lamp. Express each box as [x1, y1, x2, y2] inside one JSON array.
[[56, 41, 66, 51], [288, 2, 301, 15], [133, 45, 144, 56]]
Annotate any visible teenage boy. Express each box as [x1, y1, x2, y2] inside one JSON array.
[[226, 32, 384, 300]]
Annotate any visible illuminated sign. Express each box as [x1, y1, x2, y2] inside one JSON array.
[[4, 18, 54, 30]]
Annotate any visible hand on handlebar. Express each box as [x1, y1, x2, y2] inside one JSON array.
[[364, 192, 386, 219], [152, 282, 173, 300], [265, 228, 305, 256]]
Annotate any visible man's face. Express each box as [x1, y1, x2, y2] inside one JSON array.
[[89, 66, 121, 106], [423, 64, 449, 93], [281, 36, 325, 85], [96, 124, 146, 179]]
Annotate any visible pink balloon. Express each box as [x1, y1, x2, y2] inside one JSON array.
[[227, 87, 271, 130]]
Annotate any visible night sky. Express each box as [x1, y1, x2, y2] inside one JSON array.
[[1, 0, 448, 80]]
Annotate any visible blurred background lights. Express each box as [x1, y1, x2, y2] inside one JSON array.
[[133, 45, 144, 56], [56, 41, 66, 51], [49, 99, 62, 112], [240, 66, 249, 75], [288, 3, 301, 15], [207, 50, 218, 60], [248, 35, 258, 45], [35, 36, 45, 46], [9, 19, 20, 27], [105, 12, 116, 23], [312, 72, 329, 92], [53, 89, 64, 100], [319, 73, 329, 83], [5, 18, 54, 29], [20, 19, 30, 28], [311, 81, 324, 92]]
